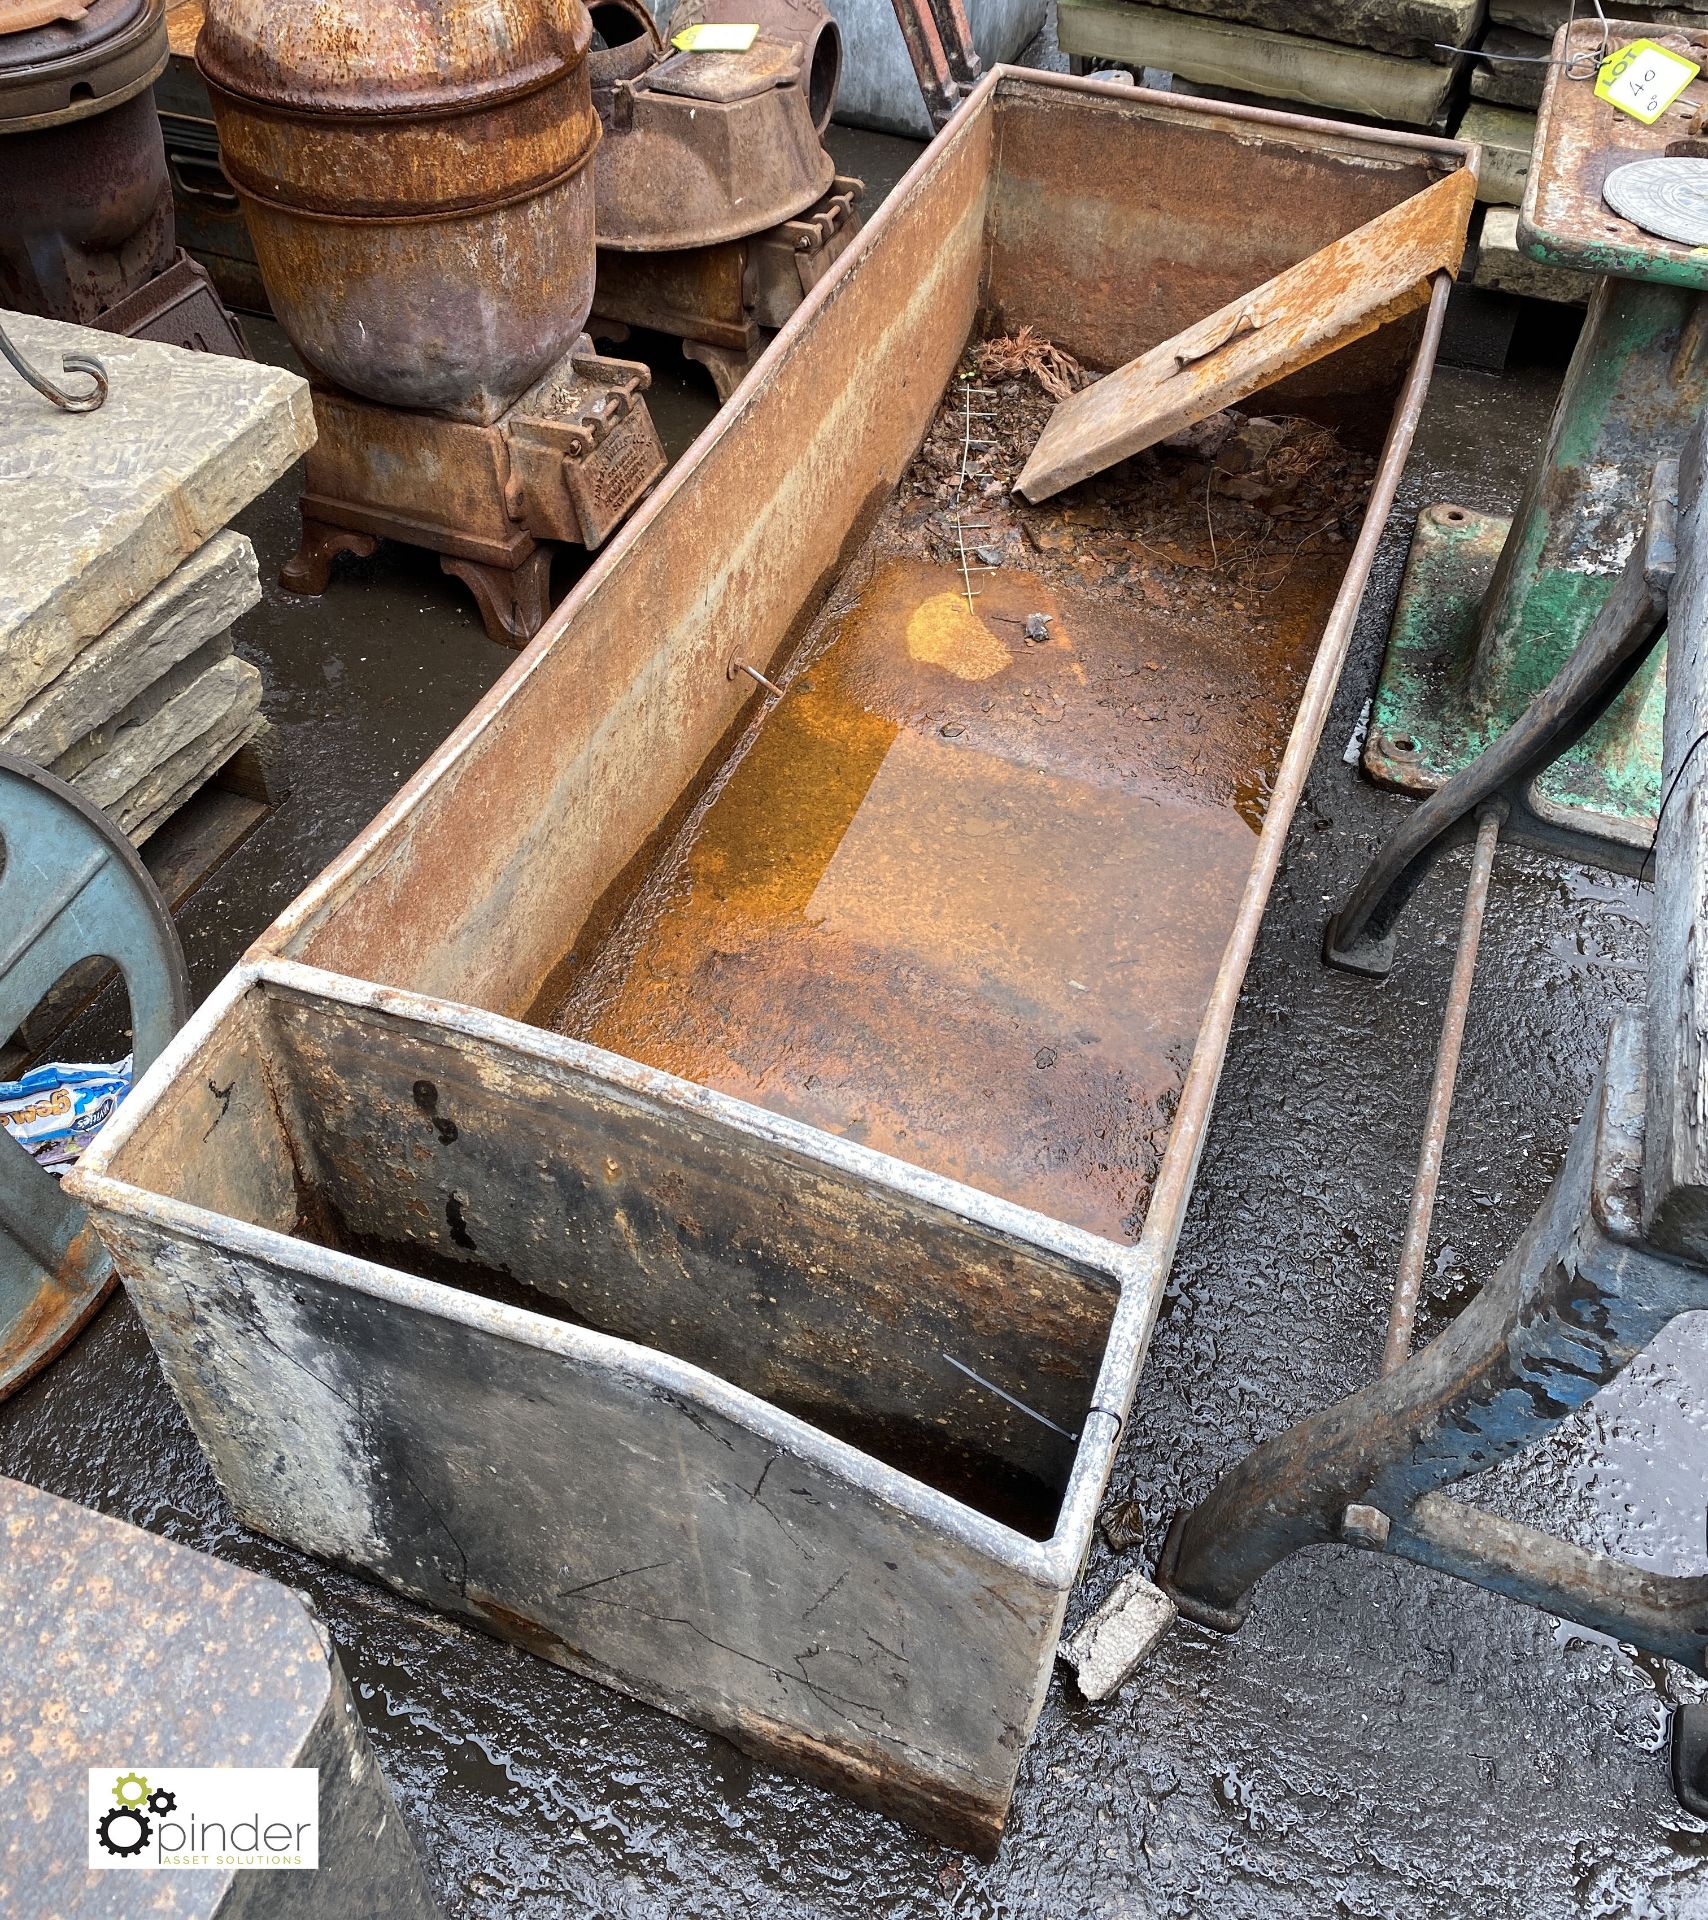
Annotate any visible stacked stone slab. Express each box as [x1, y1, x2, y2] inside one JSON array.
[[0, 310, 313, 842], [1052, 0, 1484, 127], [1476, 3, 1708, 106]]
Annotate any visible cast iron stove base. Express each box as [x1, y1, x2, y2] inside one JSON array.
[[591, 177, 861, 401], [282, 339, 667, 646]]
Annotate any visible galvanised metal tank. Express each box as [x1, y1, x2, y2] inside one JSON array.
[[197, 0, 602, 422]]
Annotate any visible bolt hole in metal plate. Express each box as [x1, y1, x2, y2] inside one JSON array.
[[1603, 158, 1708, 248]]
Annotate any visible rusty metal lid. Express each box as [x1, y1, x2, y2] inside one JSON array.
[[670, 0, 839, 131], [0, 0, 165, 129], [196, 0, 594, 117]]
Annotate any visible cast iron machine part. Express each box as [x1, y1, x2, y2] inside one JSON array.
[[1155, 420, 1708, 1815], [199, 0, 667, 646], [585, 0, 863, 402], [0, 0, 245, 354], [1363, 19, 1708, 864], [0, 750, 190, 1402]]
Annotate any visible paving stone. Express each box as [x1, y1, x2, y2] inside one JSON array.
[[115, 670, 264, 844], [65, 651, 260, 822], [1474, 203, 1597, 301], [52, 634, 236, 784], [0, 531, 259, 765], [1471, 25, 1550, 104], [1078, 0, 1481, 60], [1056, 0, 1464, 122], [0, 309, 312, 729], [1459, 100, 1538, 205]]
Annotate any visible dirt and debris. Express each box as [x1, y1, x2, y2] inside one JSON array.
[[971, 324, 1090, 401], [887, 335, 1378, 622]]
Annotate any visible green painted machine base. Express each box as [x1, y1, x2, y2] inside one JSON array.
[[1365, 503, 1663, 859]]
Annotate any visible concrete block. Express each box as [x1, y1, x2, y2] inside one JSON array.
[[1475, 204, 1596, 303], [1069, 0, 1482, 60], [0, 1475, 440, 1916], [0, 309, 312, 730], [1471, 25, 1548, 105], [1060, 1570, 1179, 1700], [1458, 101, 1537, 205], [113, 668, 264, 844], [0, 532, 260, 766], [1054, 0, 1464, 124]]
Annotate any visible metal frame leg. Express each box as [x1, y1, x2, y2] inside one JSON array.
[[885, 0, 982, 131], [1157, 1013, 1708, 1666]]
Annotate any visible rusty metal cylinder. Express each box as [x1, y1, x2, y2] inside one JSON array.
[[197, 0, 602, 422], [0, 0, 175, 324]]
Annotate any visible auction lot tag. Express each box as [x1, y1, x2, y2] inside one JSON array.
[[1596, 39, 1700, 124], [672, 22, 758, 50]]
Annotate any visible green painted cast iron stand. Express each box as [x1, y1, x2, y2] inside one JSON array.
[[1365, 19, 1708, 864]]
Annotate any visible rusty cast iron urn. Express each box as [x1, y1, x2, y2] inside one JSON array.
[[0, 0, 175, 321], [197, 0, 604, 422]]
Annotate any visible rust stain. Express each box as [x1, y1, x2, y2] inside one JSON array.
[[547, 544, 1325, 1241]]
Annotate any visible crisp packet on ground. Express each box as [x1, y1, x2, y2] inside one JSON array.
[[0, 1058, 132, 1176]]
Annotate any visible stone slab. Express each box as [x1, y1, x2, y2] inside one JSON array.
[[0, 309, 312, 730], [1474, 203, 1597, 301], [1492, 1, 1708, 29], [1459, 100, 1537, 205], [117, 669, 264, 844], [1471, 25, 1548, 104], [1069, 0, 1481, 60], [0, 1475, 440, 1917], [1055, 0, 1464, 123], [0, 531, 259, 765], [56, 647, 252, 810]]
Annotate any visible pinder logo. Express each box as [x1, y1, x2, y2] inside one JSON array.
[[87, 1768, 318, 1870]]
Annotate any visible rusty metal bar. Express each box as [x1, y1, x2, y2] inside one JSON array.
[[886, 0, 981, 132], [1382, 804, 1502, 1375]]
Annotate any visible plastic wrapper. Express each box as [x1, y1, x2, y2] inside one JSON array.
[[0, 1058, 132, 1176]]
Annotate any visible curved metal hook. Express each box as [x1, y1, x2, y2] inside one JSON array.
[[0, 317, 108, 413]]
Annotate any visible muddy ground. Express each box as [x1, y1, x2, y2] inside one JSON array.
[[4, 123, 1706, 1918]]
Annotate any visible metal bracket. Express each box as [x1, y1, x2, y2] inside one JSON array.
[[1326, 458, 1678, 979]]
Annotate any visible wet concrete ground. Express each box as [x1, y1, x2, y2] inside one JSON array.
[[6, 132, 1708, 1919]]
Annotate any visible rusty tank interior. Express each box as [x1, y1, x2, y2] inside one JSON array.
[[260, 75, 1458, 1243]]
